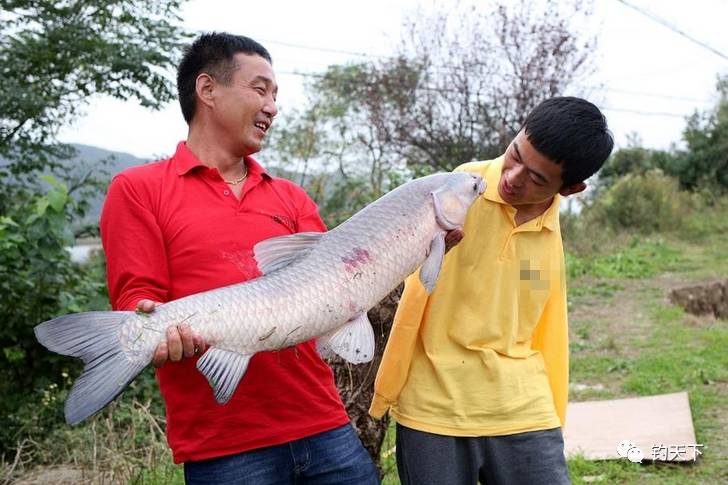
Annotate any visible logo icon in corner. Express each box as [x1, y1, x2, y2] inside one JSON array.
[[617, 440, 643, 463]]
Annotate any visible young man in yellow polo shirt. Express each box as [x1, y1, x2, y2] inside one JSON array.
[[370, 97, 613, 485]]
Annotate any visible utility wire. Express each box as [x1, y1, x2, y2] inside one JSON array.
[[616, 0, 728, 62], [280, 66, 711, 103], [600, 106, 691, 118], [279, 69, 695, 118], [267, 38, 714, 104]]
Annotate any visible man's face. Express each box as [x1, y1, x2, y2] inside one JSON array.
[[211, 53, 278, 156], [497, 130, 566, 208]]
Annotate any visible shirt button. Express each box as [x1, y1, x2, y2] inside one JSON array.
[[223, 190, 230, 196]]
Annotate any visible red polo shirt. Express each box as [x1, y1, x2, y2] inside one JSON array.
[[100, 142, 349, 463]]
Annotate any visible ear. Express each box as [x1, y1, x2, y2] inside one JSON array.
[[195, 73, 216, 110], [559, 181, 586, 197]]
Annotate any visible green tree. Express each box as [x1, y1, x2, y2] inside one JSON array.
[[678, 75, 728, 192], [597, 133, 679, 191], [0, 0, 188, 459], [1, 0, 187, 200]]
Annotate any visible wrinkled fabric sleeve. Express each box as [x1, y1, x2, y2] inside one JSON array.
[[530, 255, 569, 427], [369, 271, 429, 419], [100, 174, 171, 311]]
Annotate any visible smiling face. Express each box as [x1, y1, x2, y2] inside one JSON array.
[[497, 130, 566, 208], [209, 53, 278, 156]]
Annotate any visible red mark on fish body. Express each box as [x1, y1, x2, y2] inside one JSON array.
[[341, 247, 372, 273], [353, 248, 371, 262]]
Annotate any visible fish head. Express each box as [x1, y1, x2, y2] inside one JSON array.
[[431, 172, 485, 230]]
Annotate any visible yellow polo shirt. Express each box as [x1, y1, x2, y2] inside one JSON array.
[[369, 158, 568, 436]]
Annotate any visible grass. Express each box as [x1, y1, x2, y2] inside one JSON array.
[[564, 225, 728, 484]]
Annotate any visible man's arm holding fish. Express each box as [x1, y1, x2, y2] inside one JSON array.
[[135, 299, 208, 367], [101, 174, 207, 368]]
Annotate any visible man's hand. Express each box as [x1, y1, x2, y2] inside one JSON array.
[[136, 299, 207, 368], [445, 229, 464, 253]]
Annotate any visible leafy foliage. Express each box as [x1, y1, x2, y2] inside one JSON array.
[[598, 76, 728, 196], [678, 75, 728, 192], [0, 0, 187, 464], [0, 0, 187, 203], [0, 179, 108, 452], [597, 134, 678, 190], [588, 170, 691, 233]]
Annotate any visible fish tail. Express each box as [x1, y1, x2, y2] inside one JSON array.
[[34, 311, 146, 425]]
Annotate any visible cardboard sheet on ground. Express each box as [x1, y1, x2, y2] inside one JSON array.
[[563, 391, 701, 462]]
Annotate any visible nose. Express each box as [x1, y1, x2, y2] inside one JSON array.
[[263, 95, 278, 119], [508, 164, 527, 187]]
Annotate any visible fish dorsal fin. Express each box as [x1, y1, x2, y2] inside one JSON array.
[[419, 231, 446, 293], [317, 313, 375, 364], [253, 232, 323, 274], [196, 348, 253, 404]]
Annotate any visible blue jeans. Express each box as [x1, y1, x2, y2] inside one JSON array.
[[183, 423, 380, 484]]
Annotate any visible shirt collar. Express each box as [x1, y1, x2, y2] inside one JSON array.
[[173, 141, 271, 180], [482, 156, 560, 232]]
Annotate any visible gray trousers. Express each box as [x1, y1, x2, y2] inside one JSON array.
[[396, 424, 571, 485]]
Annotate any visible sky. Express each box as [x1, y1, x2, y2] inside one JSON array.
[[57, 0, 728, 160]]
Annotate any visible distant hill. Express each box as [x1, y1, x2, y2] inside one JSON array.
[[0, 144, 152, 226], [72, 144, 154, 175], [67, 144, 154, 225], [2, 144, 315, 226]]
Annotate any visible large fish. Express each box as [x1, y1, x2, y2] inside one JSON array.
[[35, 172, 485, 424]]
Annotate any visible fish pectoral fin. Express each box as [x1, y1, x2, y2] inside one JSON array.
[[317, 313, 375, 364], [196, 348, 253, 404], [431, 188, 459, 231], [419, 231, 446, 294], [253, 232, 324, 274]]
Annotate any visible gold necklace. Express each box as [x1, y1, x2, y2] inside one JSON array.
[[224, 167, 248, 186]]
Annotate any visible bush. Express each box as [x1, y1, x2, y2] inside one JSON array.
[[0, 178, 108, 458], [587, 170, 690, 233]]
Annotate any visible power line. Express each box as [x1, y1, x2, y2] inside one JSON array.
[[257, 38, 386, 60], [599, 106, 692, 118], [602, 87, 711, 103], [616, 0, 728, 62], [266, 37, 714, 104], [277, 69, 712, 105], [278, 70, 697, 119]]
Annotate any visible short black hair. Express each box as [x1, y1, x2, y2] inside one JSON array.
[[177, 32, 272, 124], [522, 97, 614, 186]]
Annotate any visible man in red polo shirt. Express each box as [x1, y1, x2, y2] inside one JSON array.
[[100, 32, 379, 484]]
